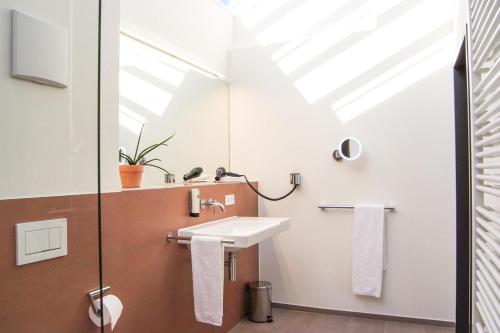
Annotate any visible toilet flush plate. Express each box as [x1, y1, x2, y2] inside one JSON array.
[[16, 218, 68, 265]]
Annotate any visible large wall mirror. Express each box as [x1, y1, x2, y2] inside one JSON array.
[[118, 32, 229, 187]]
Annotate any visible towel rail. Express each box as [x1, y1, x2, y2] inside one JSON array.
[[166, 232, 235, 244], [318, 204, 395, 210]]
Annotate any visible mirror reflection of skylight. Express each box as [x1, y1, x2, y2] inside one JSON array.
[[119, 105, 147, 135], [119, 33, 188, 130], [119, 70, 173, 116], [120, 36, 189, 71], [121, 52, 186, 88]]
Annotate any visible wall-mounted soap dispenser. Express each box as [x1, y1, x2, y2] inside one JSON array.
[[189, 189, 200, 217]]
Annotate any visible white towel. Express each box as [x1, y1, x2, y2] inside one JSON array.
[[191, 236, 224, 326], [352, 204, 386, 298]]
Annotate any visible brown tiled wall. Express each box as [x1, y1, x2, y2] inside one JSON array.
[[0, 183, 258, 333]]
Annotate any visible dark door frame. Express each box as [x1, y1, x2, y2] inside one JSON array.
[[454, 35, 471, 333]]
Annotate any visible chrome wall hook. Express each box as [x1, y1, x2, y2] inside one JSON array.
[[87, 286, 111, 316]]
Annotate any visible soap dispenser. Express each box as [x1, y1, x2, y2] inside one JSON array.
[[189, 188, 200, 217]]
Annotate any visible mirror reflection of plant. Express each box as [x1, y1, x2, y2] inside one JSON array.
[[119, 125, 174, 174]]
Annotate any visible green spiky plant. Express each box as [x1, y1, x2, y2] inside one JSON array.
[[119, 125, 174, 174]]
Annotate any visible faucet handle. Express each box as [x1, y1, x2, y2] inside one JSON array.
[[201, 198, 225, 212], [200, 198, 209, 209]]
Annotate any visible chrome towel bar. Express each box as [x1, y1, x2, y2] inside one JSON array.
[[319, 204, 396, 210], [166, 232, 235, 245]]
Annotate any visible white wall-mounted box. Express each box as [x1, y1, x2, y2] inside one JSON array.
[[16, 218, 68, 265], [11, 10, 69, 88]]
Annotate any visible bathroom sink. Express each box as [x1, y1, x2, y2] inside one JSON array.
[[177, 216, 290, 251]]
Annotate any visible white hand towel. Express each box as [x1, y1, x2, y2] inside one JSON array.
[[191, 235, 224, 326], [352, 204, 385, 298]]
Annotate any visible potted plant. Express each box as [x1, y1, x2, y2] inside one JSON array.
[[119, 125, 174, 188]]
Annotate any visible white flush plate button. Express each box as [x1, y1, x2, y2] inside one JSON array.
[[48, 227, 62, 250], [25, 229, 49, 254]]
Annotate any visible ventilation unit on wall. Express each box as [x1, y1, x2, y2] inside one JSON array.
[[11, 10, 69, 88]]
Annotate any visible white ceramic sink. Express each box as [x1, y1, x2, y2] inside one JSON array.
[[178, 216, 290, 251]]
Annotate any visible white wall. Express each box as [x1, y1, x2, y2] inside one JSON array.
[[0, 0, 121, 198], [0, 0, 99, 199], [101, 0, 121, 193], [0, 0, 233, 198], [229, 0, 461, 321], [120, 0, 233, 77]]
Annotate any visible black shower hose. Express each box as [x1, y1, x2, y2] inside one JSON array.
[[242, 175, 298, 201]]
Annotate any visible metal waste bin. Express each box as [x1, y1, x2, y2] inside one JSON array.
[[249, 281, 273, 323]]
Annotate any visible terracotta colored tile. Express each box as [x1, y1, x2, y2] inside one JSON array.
[[104, 183, 258, 332], [0, 183, 258, 333], [0, 195, 99, 283], [0, 261, 99, 333], [103, 242, 192, 311], [102, 189, 189, 254]]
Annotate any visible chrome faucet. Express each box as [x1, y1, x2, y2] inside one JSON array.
[[201, 198, 225, 212]]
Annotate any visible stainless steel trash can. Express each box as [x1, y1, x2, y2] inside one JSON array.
[[249, 281, 273, 323]]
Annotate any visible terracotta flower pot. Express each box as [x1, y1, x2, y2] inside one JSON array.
[[119, 165, 144, 188]]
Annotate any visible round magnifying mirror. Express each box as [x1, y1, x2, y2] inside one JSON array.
[[333, 137, 362, 161]]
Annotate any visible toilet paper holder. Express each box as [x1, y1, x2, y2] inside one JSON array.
[[87, 286, 111, 316]]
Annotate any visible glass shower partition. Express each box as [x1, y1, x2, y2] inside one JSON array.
[[0, 1, 103, 333]]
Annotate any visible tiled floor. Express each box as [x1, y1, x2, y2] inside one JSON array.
[[229, 308, 454, 333]]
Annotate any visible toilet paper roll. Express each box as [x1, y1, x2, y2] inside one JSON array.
[[88, 295, 123, 330]]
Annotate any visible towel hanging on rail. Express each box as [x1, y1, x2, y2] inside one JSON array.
[[352, 204, 386, 298], [191, 236, 224, 326]]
